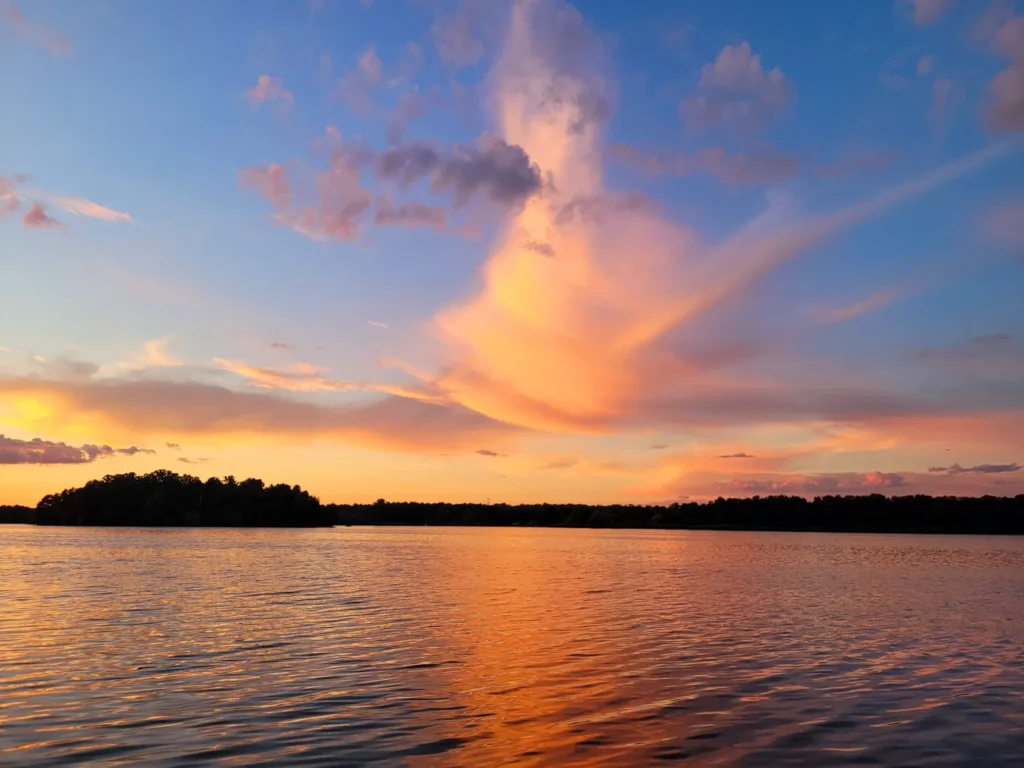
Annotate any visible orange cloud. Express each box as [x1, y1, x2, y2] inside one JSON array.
[[0, 374, 520, 453], [412, 0, 1013, 437]]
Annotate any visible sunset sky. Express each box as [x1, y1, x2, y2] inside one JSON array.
[[2, 0, 1023, 505]]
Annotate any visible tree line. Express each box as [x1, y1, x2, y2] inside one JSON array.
[[1, 470, 331, 527], [0, 471, 1022, 533]]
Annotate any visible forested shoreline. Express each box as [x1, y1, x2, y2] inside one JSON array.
[[1, 471, 1023, 534]]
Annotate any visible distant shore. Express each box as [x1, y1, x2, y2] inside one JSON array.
[[2, 471, 1023, 534]]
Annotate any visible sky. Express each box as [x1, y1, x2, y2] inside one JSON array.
[[1, 0, 1023, 506]]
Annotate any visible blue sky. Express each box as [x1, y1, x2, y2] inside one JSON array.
[[1, 0, 1023, 504]]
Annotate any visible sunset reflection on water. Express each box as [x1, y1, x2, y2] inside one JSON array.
[[2, 526, 1023, 765]]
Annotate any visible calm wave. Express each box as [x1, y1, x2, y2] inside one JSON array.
[[2, 527, 1023, 765]]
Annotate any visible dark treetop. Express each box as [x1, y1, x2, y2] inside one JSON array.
[[2, 471, 1023, 533], [4, 471, 331, 527]]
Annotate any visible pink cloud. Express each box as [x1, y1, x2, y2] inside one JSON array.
[[239, 163, 291, 211], [903, 0, 951, 26], [1, 1, 70, 55], [22, 202, 63, 229], [917, 55, 935, 75], [983, 14, 1024, 132], [246, 75, 294, 112], [680, 42, 792, 132], [984, 199, 1024, 243]]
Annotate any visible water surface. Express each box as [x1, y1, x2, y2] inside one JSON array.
[[2, 526, 1023, 765]]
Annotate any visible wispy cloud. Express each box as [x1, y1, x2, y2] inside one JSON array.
[[1, 1, 70, 55], [51, 196, 132, 222], [368, 320, 389, 329], [214, 359, 360, 393]]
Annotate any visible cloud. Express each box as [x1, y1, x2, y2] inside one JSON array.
[[270, 341, 295, 350], [432, 0, 484, 68], [718, 452, 755, 459], [177, 457, 211, 464], [984, 199, 1024, 243], [0, 373, 520, 453], [51, 195, 132, 222], [139, 337, 180, 368], [239, 163, 292, 211], [1, 173, 23, 215], [411, 0, 1013, 437], [928, 462, 1021, 474], [476, 448, 503, 457], [525, 240, 555, 256], [984, 14, 1024, 132], [246, 74, 294, 111], [22, 202, 64, 229], [1, 1, 70, 55], [368, 320, 389, 329], [3, 175, 131, 227], [240, 152, 372, 242], [0, 434, 152, 465], [386, 89, 433, 145], [903, 0, 951, 25], [375, 194, 447, 229], [214, 358, 361, 393], [650, 444, 669, 450], [376, 139, 543, 207], [917, 55, 935, 75], [680, 42, 792, 132], [338, 45, 384, 114], [609, 143, 799, 184], [166, 442, 182, 450], [815, 287, 903, 323]]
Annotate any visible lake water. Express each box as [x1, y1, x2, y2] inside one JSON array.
[[1, 526, 1023, 766]]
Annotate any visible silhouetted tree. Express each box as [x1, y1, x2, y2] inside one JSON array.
[[31, 471, 330, 527]]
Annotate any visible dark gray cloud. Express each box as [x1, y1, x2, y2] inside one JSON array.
[[0, 434, 154, 465], [270, 342, 295, 350], [374, 195, 446, 229], [376, 138, 542, 207], [166, 442, 182, 450], [475, 448, 504, 457], [718, 452, 755, 459], [525, 240, 555, 256], [928, 462, 1021, 475], [178, 457, 211, 464]]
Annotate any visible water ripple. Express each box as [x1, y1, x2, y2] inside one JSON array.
[[1, 527, 1023, 765]]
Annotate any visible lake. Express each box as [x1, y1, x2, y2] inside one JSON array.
[[1, 526, 1023, 766]]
